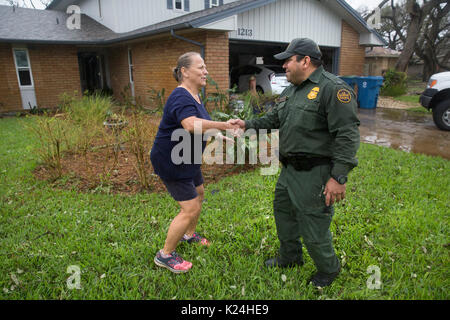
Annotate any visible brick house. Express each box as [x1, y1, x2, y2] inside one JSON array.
[[0, 0, 385, 113]]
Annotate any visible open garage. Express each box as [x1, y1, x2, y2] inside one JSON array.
[[229, 40, 339, 94]]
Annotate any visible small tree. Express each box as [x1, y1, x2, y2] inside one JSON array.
[[380, 68, 408, 96]]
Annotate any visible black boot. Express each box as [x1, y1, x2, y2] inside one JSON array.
[[309, 263, 341, 288], [264, 256, 304, 268]]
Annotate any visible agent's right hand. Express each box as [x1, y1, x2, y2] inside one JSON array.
[[227, 118, 245, 137], [227, 118, 245, 129]]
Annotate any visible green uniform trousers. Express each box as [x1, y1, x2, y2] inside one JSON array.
[[273, 163, 340, 274]]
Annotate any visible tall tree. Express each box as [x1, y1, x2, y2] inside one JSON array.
[[395, 0, 422, 71], [415, 2, 450, 79], [366, 0, 449, 77]]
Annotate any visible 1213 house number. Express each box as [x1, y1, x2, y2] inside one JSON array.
[[237, 28, 253, 37]]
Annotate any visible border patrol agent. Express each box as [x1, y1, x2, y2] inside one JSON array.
[[230, 38, 360, 287]]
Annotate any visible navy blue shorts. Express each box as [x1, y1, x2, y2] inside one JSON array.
[[162, 170, 204, 202]]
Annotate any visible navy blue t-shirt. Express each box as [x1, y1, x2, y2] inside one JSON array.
[[150, 87, 212, 181]]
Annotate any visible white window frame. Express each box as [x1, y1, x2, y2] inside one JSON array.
[[12, 48, 34, 88], [173, 0, 184, 11], [210, 0, 219, 7], [128, 48, 134, 85]]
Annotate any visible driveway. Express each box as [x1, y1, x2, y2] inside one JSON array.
[[358, 106, 450, 160]]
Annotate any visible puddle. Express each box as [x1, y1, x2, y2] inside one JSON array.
[[358, 108, 450, 159]]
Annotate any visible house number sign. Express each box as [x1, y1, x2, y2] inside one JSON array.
[[237, 28, 253, 37]]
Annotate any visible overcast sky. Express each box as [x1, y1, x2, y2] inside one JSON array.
[[346, 0, 384, 11], [0, 0, 386, 11]]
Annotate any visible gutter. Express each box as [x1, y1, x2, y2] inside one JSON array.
[[170, 29, 205, 59]]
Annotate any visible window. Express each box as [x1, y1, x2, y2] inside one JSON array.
[[13, 49, 32, 86], [168, 0, 189, 12], [205, 0, 222, 9]]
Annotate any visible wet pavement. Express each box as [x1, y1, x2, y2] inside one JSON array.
[[358, 108, 450, 160]]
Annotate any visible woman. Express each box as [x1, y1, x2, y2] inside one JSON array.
[[150, 52, 236, 273]]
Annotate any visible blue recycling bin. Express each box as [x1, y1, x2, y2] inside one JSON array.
[[354, 76, 384, 109], [339, 76, 358, 89]]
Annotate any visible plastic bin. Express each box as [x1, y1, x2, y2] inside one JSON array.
[[339, 76, 358, 89], [354, 76, 384, 109]]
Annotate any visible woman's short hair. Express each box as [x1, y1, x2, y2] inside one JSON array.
[[173, 52, 201, 83]]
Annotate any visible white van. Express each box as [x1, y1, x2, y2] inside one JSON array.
[[420, 71, 450, 131]]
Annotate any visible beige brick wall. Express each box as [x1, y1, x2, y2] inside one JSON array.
[[29, 44, 81, 108], [109, 30, 229, 110], [1, 30, 229, 113], [0, 43, 22, 112], [205, 31, 229, 96], [0, 43, 81, 113], [109, 45, 130, 102], [339, 21, 365, 76]]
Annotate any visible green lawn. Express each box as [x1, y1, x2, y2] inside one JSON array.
[[393, 95, 420, 104], [0, 116, 448, 300]]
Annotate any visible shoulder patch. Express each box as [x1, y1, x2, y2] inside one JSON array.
[[337, 89, 352, 103]]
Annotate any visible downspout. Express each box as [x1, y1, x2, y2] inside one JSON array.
[[170, 29, 205, 59], [170, 29, 206, 96]]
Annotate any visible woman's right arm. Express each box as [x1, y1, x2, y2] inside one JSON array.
[[180, 116, 236, 133]]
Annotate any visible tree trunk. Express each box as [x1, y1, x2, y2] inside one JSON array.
[[422, 56, 434, 81], [395, 0, 421, 71]]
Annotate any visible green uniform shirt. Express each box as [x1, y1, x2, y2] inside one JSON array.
[[245, 66, 360, 178]]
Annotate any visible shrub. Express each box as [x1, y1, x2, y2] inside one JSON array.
[[123, 112, 156, 190], [380, 69, 408, 96], [202, 76, 233, 111], [62, 93, 112, 126], [147, 88, 166, 114], [210, 91, 278, 165], [26, 115, 77, 179]]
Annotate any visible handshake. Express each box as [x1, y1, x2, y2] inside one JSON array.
[[210, 118, 246, 143], [225, 118, 246, 137]]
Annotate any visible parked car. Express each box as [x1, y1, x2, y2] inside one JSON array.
[[420, 71, 450, 131], [230, 64, 289, 95]]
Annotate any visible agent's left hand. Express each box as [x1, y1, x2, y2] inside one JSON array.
[[323, 178, 346, 206]]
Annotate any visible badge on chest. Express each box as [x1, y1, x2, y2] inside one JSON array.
[[307, 87, 320, 100]]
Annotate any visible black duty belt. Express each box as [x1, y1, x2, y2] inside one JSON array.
[[279, 154, 331, 171]]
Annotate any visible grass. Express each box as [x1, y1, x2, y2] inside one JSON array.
[[393, 95, 420, 104], [0, 116, 449, 300], [392, 95, 431, 114]]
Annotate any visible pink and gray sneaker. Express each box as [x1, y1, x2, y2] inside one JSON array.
[[180, 232, 210, 246], [154, 250, 192, 273]]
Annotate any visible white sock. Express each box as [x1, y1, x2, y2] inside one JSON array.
[[159, 250, 171, 258], [183, 234, 193, 240]]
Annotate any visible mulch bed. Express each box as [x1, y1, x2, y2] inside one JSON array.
[[33, 113, 257, 195]]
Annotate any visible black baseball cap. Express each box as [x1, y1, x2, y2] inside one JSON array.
[[274, 38, 322, 60]]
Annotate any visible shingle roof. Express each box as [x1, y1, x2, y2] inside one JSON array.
[[0, 5, 116, 44], [1, 0, 386, 46], [0, 0, 273, 44]]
